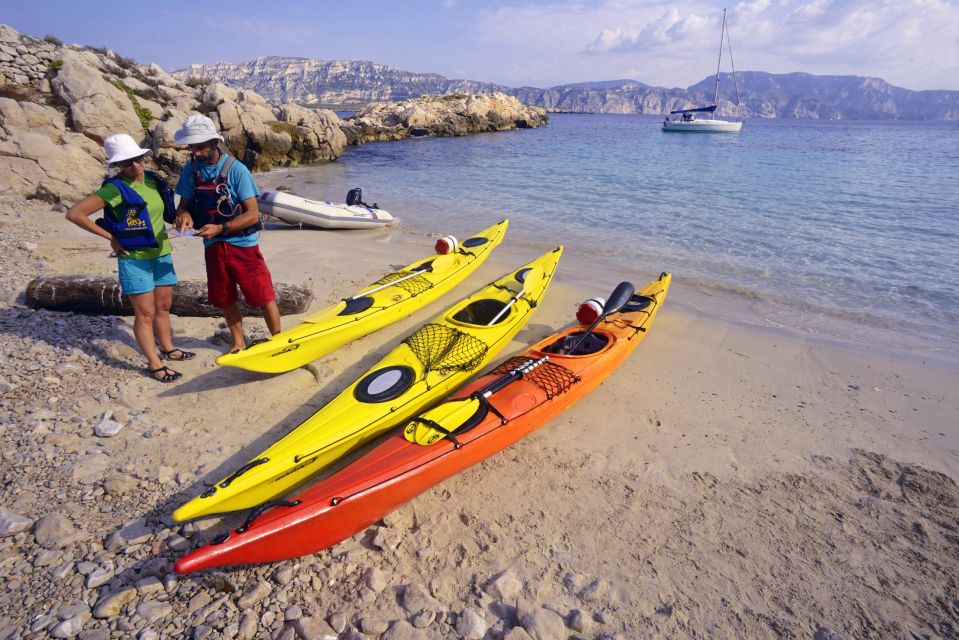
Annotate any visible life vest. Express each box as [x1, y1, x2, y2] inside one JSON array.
[[188, 154, 256, 237], [97, 171, 175, 251]]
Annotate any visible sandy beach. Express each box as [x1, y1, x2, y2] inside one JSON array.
[[1, 195, 957, 639]]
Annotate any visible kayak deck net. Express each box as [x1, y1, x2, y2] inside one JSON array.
[[491, 356, 579, 399], [403, 323, 488, 375], [372, 271, 433, 296]]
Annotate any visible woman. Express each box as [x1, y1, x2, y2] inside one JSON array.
[[66, 133, 194, 382]]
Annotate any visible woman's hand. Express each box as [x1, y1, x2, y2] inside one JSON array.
[[109, 236, 129, 257]]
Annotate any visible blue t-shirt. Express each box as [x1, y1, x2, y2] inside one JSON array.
[[175, 154, 261, 247]]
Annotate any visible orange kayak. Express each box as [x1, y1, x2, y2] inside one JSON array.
[[175, 273, 671, 573]]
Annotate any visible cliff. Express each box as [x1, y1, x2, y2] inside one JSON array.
[[177, 57, 959, 120]]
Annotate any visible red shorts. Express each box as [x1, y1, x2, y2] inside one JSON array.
[[204, 242, 276, 309]]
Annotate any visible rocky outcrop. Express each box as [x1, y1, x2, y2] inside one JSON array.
[[0, 25, 355, 203], [180, 55, 959, 120], [342, 92, 548, 144]]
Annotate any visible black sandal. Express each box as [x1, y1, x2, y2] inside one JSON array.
[[148, 366, 182, 383], [160, 348, 196, 361]]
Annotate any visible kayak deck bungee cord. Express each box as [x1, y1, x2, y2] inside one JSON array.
[[174, 272, 669, 573], [216, 220, 509, 373], [172, 246, 564, 523]]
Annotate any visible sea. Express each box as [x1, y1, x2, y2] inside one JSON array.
[[256, 114, 959, 365]]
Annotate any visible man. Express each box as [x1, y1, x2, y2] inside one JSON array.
[[173, 115, 281, 353]]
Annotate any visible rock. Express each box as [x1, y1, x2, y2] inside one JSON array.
[[93, 410, 125, 437], [68, 452, 111, 485], [135, 600, 172, 623], [371, 526, 402, 551], [237, 611, 258, 639], [237, 580, 272, 609], [84, 565, 114, 589], [814, 628, 848, 640], [92, 587, 137, 619], [359, 617, 389, 635], [135, 576, 164, 596], [33, 513, 76, 548], [50, 614, 86, 638], [105, 517, 152, 550], [211, 571, 238, 592], [568, 609, 592, 634], [273, 566, 294, 586], [50, 51, 143, 141], [516, 600, 568, 640], [327, 612, 348, 633], [0, 508, 33, 536], [102, 473, 137, 496], [411, 610, 435, 628], [383, 619, 427, 640], [456, 607, 487, 639], [362, 566, 388, 592], [504, 627, 534, 640], [293, 616, 338, 640], [486, 570, 522, 602], [400, 582, 444, 614]]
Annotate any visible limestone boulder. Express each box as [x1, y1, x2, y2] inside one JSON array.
[[202, 82, 237, 105], [0, 131, 103, 202], [277, 104, 348, 164], [147, 63, 179, 88], [50, 51, 144, 142]]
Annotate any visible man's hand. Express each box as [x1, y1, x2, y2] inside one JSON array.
[[196, 223, 224, 239], [176, 211, 194, 232]]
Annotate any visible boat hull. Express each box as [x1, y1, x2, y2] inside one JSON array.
[[662, 119, 743, 133], [258, 191, 393, 229], [174, 273, 670, 573]]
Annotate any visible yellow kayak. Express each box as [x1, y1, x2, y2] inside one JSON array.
[[173, 246, 564, 521], [217, 220, 509, 373]]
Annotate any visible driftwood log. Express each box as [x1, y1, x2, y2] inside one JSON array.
[[25, 276, 314, 317]]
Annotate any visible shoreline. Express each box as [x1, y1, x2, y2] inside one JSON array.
[[1, 196, 957, 637]]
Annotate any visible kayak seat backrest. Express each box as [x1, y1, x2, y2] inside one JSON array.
[[542, 332, 609, 356], [453, 299, 510, 325]]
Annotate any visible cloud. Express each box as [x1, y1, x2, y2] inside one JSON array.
[[468, 0, 959, 89]]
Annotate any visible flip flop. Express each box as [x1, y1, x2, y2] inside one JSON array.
[[160, 348, 196, 361], [148, 366, 182, 383]]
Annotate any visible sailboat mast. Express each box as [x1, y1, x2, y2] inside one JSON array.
[[714, 8, 727, 107]]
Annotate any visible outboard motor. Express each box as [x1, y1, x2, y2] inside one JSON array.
[[346, 187, 379, 209]]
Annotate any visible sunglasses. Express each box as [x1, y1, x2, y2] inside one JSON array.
[[116, 156, 146, 168], [188, 142, 216, 152]]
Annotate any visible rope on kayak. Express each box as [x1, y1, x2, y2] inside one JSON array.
[[369, 270, 433, 297], [490, 356, 580, 399], [403, 323, 488, 376]]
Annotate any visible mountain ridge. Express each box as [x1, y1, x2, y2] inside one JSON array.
[[175, 57, 959, 120]]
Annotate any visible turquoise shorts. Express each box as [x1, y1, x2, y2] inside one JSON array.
[[118, 253, 178, 296]]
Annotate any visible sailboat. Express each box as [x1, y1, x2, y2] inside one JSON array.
[[663, 8, 744, 133]]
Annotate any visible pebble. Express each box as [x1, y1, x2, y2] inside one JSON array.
[[0, 508, 33, 536], [49, 614, 86, 638], [93, 411, 125, 437], [84, 565, 114, 589], [456, 607, 487, 639], [237, 580, 272, 610], [33, 513, 76, 549], [92, 587, 138, 619]]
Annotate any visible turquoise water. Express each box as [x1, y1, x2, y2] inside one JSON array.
[[258, 114, 959, 361]]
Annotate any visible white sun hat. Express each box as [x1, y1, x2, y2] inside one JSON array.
[[174, 114, 225, 145], [103, 133, 151, 166]]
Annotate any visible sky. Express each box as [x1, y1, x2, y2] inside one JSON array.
[[5, 0, 959, 91]]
